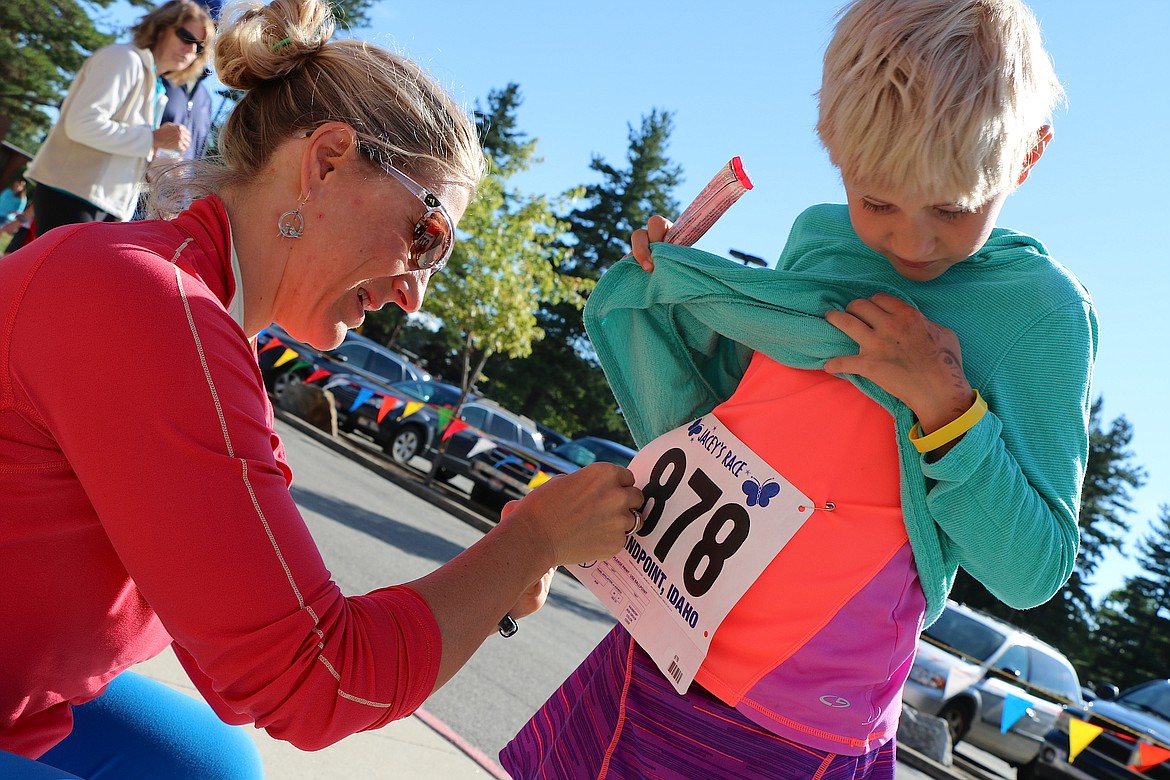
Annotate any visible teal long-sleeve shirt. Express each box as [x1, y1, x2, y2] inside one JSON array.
[[583, 204, 1097, 626]]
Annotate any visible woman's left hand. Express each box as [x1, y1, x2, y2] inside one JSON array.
[[823, 293, 976, 432], [508, 568, 557, 622]]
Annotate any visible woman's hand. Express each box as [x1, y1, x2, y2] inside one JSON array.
[[507, 567, 557, 622], [153, 122, 192, 154], [824, 293, 976, 437], [504, 463, 643, 569], [629, 215, 673, 272]]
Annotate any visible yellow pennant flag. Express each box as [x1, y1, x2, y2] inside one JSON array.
[[528, 471, 552, 489], [1068, 719, 1105, 762], [273, 348, 299, 367], [397, 401, 424, 421]]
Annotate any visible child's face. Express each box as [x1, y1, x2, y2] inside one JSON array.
[[843, 181, 1008, 282]]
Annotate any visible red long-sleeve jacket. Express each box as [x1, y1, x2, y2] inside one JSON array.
[[0, 196, 441, 758]]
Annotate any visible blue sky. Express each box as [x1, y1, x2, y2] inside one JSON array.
[[102, 0, 1169, 602]]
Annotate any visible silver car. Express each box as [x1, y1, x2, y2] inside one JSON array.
[[903, 600, 1085, 767]]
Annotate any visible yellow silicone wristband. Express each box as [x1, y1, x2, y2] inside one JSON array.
[[908, 390, 988, 454]]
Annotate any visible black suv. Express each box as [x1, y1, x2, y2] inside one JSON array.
[[1027, 679, 1170, 780], [257, 325, 430, 399], [328, 376, 465, 465], [467, 435, 636, 508]]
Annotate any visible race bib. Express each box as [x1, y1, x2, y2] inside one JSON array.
[[573, 414, 815, 693]]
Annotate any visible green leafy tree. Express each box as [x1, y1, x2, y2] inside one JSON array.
[[1, 0, 375, 153], [483, 110, 683, 441], [0, 0, 130, 151], [412, 85, 590, 477], [948, 398, 1144, 667]]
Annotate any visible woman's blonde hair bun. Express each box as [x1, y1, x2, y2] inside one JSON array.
[[215, 0, 335, 91]]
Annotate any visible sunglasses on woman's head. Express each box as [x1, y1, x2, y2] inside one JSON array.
[[174, 26, 205, 55], [380, 165, 456, 273]]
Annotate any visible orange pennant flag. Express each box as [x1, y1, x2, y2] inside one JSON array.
[[273, 348, 299, 367], [441, 419, 470, 441], [397, 401, 424, 421], [258, 337, 283, 354], [304, 369, 332, 384], [377, 395, 402, 423], [1131, 742, 1170, 772], [1068, 719, 1105, 762]]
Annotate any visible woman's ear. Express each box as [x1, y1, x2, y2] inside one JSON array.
[[300, 122, 359, 194], [1017, 125, 1054, 186]]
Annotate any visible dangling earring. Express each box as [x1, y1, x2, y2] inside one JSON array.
[[277, 192, 310, 239]]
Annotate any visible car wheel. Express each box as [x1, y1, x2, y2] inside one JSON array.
[[470, 482, 507, 511], [385, 426, 422, 465], [938, 701, 973, 745], [271, 369, 304, 401]]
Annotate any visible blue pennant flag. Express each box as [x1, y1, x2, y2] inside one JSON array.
[[349, 388, 375, 413], [1000, 694, 1030, 733]]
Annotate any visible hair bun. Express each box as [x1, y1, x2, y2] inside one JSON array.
[[214, 0, 335, 91]]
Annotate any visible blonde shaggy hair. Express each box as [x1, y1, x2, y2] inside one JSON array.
[[817, 0, 1063, 208], [131, 0, 215, 84]]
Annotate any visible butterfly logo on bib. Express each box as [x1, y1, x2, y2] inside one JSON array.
[[742, 477, 780, 507]]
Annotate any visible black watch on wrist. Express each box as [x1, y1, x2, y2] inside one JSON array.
[[497, 614, 519, 638]]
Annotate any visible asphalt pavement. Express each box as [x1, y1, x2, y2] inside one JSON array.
[[132, 410, 1012, 779]]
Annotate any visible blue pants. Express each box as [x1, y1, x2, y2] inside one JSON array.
[[0, 671, 264, 779]]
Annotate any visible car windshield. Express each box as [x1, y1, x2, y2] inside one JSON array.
[[1120, 683, 1170, 721], [395, 381, 460, 406], [922, 608, 1007, 662], [553, 440, 634, 468], [1027, 649, 1081, 701]]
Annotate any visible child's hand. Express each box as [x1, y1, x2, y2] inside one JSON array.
[[629, 215, 673, 272], [824, 293, 977, 439]]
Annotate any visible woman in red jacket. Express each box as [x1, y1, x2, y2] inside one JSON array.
[[0, 0, 642, 776]]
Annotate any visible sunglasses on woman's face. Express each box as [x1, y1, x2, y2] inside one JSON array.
[[174, 26, 205, 55], [379, 165, 456, 273]]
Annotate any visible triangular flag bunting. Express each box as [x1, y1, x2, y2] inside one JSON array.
[[258, 337, 283, 354], [528, 470, 552, 489], [304, 369, 332, 384], [942, 665, 982, 701], [1131, 742, 1170, 772], [437, 407, 454, 432], [273, 348, 299, 367], [377, 396, 402, 423], [1068, 719, 1105, 762], [441, 419, 470, 441], [1000, 694, 1030, 733], [466, 437, 496, 458], [397, 401, 424, 421], [348, 388, 375, 413]]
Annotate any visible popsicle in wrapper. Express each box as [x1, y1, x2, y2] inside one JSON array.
[[661, 157, 753, 248]]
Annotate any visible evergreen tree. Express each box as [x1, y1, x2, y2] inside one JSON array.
[[1091, 509, 1170, 688], [482, 110, 683, 441], [948, 398, 1144, 667]]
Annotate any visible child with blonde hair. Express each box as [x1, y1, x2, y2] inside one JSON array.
[[502, 1, 1095, 777]]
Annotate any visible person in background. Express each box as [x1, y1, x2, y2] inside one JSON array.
[[24, 0, 214, 234], [0, 179, 28, 229], [501, 0, 1096, 778], [161, 66, 214, 160], [0, 0, 643, 777]]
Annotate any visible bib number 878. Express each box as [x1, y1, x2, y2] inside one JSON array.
[[638, 447, 750, 598]]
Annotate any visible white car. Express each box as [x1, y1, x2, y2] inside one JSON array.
[[903, 600, 1085, 767]]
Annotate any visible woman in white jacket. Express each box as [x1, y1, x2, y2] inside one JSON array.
[[26, 1, 214, 233]]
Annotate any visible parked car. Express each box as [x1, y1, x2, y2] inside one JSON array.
[[436, 400, 545, 490], [467, 435, 636, 508], [1026, 679, 1170, 780], [257, 325, 430, 400], [903, 601, 1084, 767], [327, 375, 465, 464]]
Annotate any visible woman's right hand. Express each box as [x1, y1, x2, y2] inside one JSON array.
[[503, 463, 643, 568], [153, 122, 192, 153], [629, 215, 673, 272]]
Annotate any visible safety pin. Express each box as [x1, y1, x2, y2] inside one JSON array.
[[797, 502, 836, 513]]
